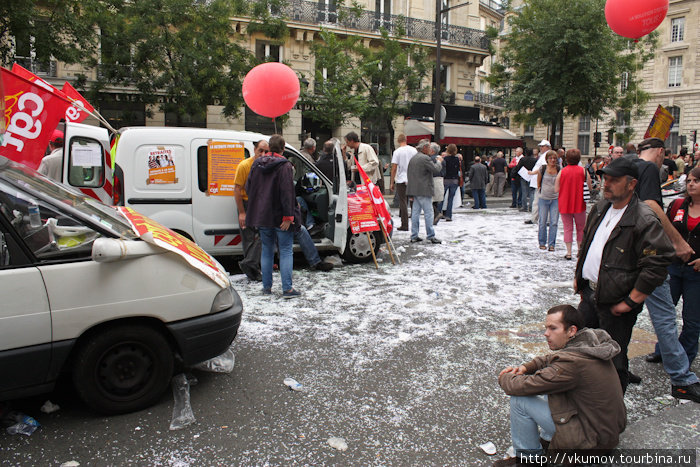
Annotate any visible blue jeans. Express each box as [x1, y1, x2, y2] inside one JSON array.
[[646, 275, 699, 386], [521, 179, 535, 211], [537, 198, 559, 248], [655, 264, 700, 365], [510, 395, 555, 456], [295, 225, 321, 267], [410, 195, 435, 239], [259, 227, 294, 292], [511, 177, 522, 207], [472, 189, 486, 209], [296, 196, 315, 228], [438, 181, 460, 219]]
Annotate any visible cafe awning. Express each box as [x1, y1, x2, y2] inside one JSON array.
[[404, 119, 522, 148]]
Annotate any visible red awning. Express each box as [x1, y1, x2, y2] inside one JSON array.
[[404, 120, 522, 148]]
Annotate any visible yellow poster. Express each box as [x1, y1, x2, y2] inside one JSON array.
[[147, 147, 177, 184], [644, 105, 675, 140], [207, 141, 244, 196]]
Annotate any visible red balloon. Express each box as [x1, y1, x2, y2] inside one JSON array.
[[242, 63, 300, 119], [605, 0, 668, 39]]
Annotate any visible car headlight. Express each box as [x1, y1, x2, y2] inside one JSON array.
[[210, 287, 234, 313]]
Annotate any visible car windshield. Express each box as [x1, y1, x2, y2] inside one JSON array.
[[0, 157, 136, 239]]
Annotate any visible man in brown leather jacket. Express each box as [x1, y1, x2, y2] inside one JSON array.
[[495, 305, 626, 466]]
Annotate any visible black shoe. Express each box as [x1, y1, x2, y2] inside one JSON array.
[[428, 237, 442, 244], [510, 204, 517, 208], [410, 237, 423, 243], [628, 372, 642, 384], [672, 382, 700, 403], [308, 224, 325, 237], [397, 226, 409, 231], [524, 220, 534, 225], [645, 352, 662, 363], [311, 261, 333, 272]]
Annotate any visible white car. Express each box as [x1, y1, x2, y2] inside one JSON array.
[[0, 155, 242, 414]]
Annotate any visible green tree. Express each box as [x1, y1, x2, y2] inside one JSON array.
[[0, 0, 101, 67], [355, 26, 430, 149], [301, 28, 366, 133], [89, 0, 266, 122], [489, 0, 654, 145]]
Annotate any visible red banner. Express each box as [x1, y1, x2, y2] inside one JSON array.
[[1, 66, 71, 169], [354, 156, 393, 235], [117, 207, 230, 288], [348, 185, 380, 234], [61, 81, 94, 123], [12, 64, 93, 124], [644, 105, 674, 140]]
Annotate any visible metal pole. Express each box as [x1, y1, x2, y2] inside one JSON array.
[[594, 118, 598, 157], [434, 0, 442, 142]]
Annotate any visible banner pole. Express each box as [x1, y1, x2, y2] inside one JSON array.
[[367, 232, 379, 269], [378, 221, 397, 265]]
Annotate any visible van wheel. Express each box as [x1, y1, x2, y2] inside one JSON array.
[[342, 230, 381, 263], [72, 325, 174, 415]]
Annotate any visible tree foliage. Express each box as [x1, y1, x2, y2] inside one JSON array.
[[0, 0, 101, 67], [91, 0, 259, 120], [304, 13, 430, 141], [489, 0, 655, 143]]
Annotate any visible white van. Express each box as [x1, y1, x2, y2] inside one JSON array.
[[60, 123, 387, 263], [0, 156, 242, 414]]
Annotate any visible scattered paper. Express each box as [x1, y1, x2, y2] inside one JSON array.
[[327, 437, 348, 451], [480, 441, 497, 455]]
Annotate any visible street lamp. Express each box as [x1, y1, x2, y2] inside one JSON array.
[[434, 0, 471, 142]]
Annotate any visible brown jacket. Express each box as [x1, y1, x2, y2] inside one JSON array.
[[499, 328, 626, 450]]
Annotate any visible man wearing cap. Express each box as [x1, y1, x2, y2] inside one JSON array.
[[37, 130, 65, 182], [628, 138, 700, 403], [576, 156, 700, 401]]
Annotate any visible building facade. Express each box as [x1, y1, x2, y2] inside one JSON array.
[[12, 0, 496, 152]]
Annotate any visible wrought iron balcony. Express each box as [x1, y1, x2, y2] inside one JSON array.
[[479, 0, 505, 14], [279, 0, 490, 51], [474, 91, 503, 107], [14, 57, 57, 77]]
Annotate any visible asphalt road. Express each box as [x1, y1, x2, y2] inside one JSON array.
[[1, 202, 697, 466]]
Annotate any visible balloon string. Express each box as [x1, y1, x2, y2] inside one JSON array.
[[273, 117, 278, 135]]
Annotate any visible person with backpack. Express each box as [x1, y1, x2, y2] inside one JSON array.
[[536, 150, 560, 251]]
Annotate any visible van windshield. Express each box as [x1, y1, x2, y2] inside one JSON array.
[[0, 157, 136, 239]]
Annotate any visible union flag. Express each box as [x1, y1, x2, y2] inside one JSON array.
[[354, 156, 393, 235]]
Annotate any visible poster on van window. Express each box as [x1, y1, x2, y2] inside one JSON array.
[[207, 141, 244, 196], [117, 207, 230, 289], [347, 185, 379, 234], [147, 147, 177, 184]]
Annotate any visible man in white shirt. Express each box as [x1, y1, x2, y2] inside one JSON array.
[[344, 131, 381, 185], [37, 130, 65, 182], [524, 140, 550, 224], [574, 157, 688, 396], [390, 133, 417, 231]]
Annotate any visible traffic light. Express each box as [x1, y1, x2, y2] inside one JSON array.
[[593, 132, 601, 143], [692, 130, 698, 143], [607, 130, 614, 144]]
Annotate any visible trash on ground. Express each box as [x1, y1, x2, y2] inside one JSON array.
[[193, 346, 235, 373], [170, 373, 196, 430], [4, 412, 40, 436], [653, 395, 675, 405], [327, 437, 348, 451], [283, 377, 303, 391], [60, 462, 80, 467], [479, 441, 497, 455], [505, 446, 516, 458], [324, 254, 343, 267], [41, 400, 60, 414]]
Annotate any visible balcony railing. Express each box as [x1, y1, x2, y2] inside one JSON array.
[[15, 57, 57, 77], [279, 0, 490, 51], [479, 0, 505, 14], [474, 91, 503, 107]]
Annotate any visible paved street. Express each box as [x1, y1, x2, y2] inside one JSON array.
[[1, 200, 698, 466]]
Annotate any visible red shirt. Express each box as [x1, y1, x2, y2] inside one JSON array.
[[558, 165, 586, 214]]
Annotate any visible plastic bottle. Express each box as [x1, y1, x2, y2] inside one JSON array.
[[5, 412, 40, 436], [28, 201, 41, 228]]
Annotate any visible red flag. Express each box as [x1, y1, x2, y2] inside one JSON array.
[[354, 156, 393, 235], [61, 81, 94, 123], [11, 64, 92, 124], [1, 66, 71, 169]]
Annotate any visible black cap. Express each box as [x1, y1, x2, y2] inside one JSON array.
[[637, 137, 665, 152], [597, 157, 639, 179]]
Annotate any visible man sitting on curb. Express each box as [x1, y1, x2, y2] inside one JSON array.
[[495, 305, 626, 466]]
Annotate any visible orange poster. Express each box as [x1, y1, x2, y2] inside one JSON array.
[[207, 141, 244, 196], [348, 185, 380, 234], [147, 147, 177, 184], [117, 207, 229, 288]]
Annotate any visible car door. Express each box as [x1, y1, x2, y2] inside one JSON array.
[[332, 141, 348, 252], [0, 186, 52, 395]]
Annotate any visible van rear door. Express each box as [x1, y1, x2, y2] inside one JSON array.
[[64, 123, 112, 204], [190, 139, 252, 255], [332, 141, 347, 253]]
